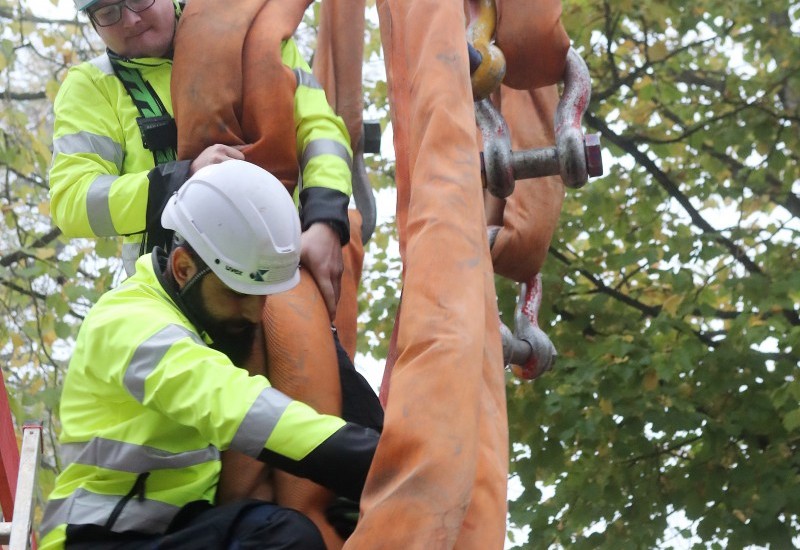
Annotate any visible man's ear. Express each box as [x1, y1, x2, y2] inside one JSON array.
[[171, 247, 198, 290]]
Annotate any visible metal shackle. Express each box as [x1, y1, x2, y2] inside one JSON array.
[[477, 47, 603, 194]]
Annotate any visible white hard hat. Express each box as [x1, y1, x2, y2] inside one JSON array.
[[75, 0, 181, 12], [161, 160, 301, 296]]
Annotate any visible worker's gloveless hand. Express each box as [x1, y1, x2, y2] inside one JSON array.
[[300, 222, 343, 321], [189, 144, 246, 175]]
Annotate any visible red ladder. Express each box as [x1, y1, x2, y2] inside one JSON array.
[[0, 371, 40, 550]]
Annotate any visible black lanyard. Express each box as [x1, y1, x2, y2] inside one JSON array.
[[110, 56, 177, 166]]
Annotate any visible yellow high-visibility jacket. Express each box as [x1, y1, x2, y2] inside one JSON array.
[[49, 38, 352, 276], [39, 252, 378, 549]]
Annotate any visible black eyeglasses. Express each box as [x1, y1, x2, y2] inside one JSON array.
[[88, 0, 157, 27]]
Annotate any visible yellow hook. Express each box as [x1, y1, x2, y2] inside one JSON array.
[[467, 0, 506, 100]]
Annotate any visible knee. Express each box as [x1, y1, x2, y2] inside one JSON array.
[[236, 505, 325, 550], [280, 509, 326, 549]]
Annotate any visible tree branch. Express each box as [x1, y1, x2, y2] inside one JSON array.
[[701, 144, 800, 220], [0, 228, 62, 268], [585, 111, 765, 277], [0, 7, 82, 27], [0, 278, 47, 300], [0, 90, 48, 101], [626, 434, 704, 464], [549, 247, 738, 347], [550, 247, 660, 317]]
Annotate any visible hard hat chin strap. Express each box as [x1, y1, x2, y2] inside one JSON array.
[[172, 232, 212, 297], [179, 264, 211, 297]]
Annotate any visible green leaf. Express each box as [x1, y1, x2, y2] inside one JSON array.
[[782, 409, 800, 433]]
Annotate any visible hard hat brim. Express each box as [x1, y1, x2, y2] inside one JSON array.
[[160, 159, 303, 298], [162, 205, 301, 297], [77, 0, 101, 10], [211, 265, 301, 296]]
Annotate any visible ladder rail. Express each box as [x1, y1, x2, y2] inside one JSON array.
[[0, 424, 42, 550]]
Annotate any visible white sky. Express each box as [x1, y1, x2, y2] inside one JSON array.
[[30, 0, 75, 18]]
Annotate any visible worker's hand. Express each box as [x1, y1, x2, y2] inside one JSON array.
[[300, 222, 343, 321], [189, 144, 246, 175]]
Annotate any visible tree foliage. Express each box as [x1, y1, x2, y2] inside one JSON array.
[[1, 1, 798, 548], [1, 0, 118, 505], [504, 1, 800, 548]]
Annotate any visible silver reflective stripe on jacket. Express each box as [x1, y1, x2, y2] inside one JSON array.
[[86, 175, 119, 237], [122, 241, 142, 276], [53, 132, 124, 171], [61, 438, 219, 472], [301, 139, 352, 172], [89, 53, 114, 75], [230, 387, 292, 457], [40, 488, 180, 538], [293, 68, 323, 90], [123, 324, 204, 402]]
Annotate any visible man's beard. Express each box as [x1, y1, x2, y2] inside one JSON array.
[[181, 280, 258, 367], [207, 322, 257, 367]]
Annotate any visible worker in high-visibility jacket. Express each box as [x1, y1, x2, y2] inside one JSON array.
[[167, 3, 377, 546], [50, 0, 353, 306], [39, 160, 379, 549], [50, 0, 237, 274]]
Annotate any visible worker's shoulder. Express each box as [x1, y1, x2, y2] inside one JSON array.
[[81, 286, 197, 362], [104, 277, 173, 310], [87, 269, 184, 328], [56, 54, 117, 102], [88, 286, 190, 333], [70, 53, 115, 79]]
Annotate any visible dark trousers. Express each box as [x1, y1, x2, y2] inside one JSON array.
[[65, 500, 325, 550]]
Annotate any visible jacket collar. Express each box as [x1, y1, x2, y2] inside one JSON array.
[[151, 248, 212, 344], [107, 48, 174, 68]]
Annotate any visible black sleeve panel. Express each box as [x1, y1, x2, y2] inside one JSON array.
[[299, 186, 350, 245], [258, 423, 379, 502], [334, 333, 384, 433], [144, 160, 192, 252]]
